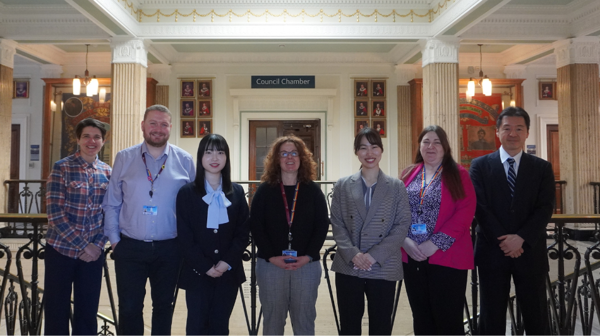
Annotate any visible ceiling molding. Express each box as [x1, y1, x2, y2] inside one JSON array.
[[500, 44, 555, 65], [459, 15, 570, 40], [388, 42, 422, 64], [428, 0, 484, 36], [136, 0, 432, 7], [569, 0, 600, 37], [16, 44, 67, 65], [172, 51, 395, 64]]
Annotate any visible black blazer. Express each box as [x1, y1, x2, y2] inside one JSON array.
[[470, 151, 555, 274], [176, 182, 250, 289]]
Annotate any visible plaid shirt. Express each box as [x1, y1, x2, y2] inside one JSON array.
[[46, 151, 111, 259]]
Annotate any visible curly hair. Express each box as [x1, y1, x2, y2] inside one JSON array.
[[261, 135, 317, 185]]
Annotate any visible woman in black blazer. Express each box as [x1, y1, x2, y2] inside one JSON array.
[[176, 134, 250, 335]]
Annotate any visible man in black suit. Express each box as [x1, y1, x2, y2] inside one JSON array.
[[470, 107, 555, 335]]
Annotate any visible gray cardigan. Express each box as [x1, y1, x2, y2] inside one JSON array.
[[330, 170, 411, 281]]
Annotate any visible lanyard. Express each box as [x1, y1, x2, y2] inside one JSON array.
[[280, 182, 300, 229], [142, 146, 170, 198], [419, 164, 443, 209]]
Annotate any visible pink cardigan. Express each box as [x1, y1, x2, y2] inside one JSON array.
[[400, 163, 476, 270]]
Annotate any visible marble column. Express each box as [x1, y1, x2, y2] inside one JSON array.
[[396, 64, 416, 171], [553, 37, 600, 215], [149, 64, 171, 108], [110, 37, 147, 158], [0, 39, 17, 212], [421, 38, 460, 158]]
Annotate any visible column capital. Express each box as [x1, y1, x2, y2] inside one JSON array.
[[148, 64, 172, 85], [503, 64, 527, 79], [553, 37, 600, 69], [421, 37, 460, 68], [0, 39, 18, 69], [110, 37, 148, 67], [40, 64, 63, 78], [395, 64, 417, 85]]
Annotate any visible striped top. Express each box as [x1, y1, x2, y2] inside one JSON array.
[[46, 151, 111, 259]]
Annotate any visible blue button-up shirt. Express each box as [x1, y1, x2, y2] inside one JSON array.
[[103, 142, 196, 244]]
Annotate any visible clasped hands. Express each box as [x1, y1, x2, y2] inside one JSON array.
[[498, 234, 524, 258], [269, 255, 310, 271], [352, 252, 376, 271], [78, 244, 102, 263], [403, 238, 439, 262], [206, 260, 231, 278]]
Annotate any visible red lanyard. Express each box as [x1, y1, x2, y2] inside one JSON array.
[[419, 164, 443, 208], [280, 182, 300, 229], [142, 146, 170, 198]]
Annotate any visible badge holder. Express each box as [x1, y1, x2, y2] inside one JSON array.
[[282, 232, 297, 263]]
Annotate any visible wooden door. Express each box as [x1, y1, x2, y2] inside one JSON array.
[[547, 124, 561, 213], [249, 120, 321, 181], [9, 124, 20, 213]]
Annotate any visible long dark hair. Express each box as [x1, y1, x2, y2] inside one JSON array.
[[194, 134, 233, 195], [412, 125, 465, 201]]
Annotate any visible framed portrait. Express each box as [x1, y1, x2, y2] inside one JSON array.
[[180, 100, 195, 117], [355, 100, 369, 117], [13, 80, 29, 98], [354, 80, 369, 97], [372, 120, 387, 138], [180, 80, 196, 98], [198, 100, 212, 117], [372, 100, 385, 118], [466, 125, 496, 151], [539, 81, 555, 100], [372, 81, 386, 98], [198, 119, 212, 138], [355, 119, 369, 135], [181, 119, 196, 138], [198, 80, 212, 98]]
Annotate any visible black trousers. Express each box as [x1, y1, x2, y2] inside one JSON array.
[[44, 244, 104, 335], [335, 272, 399, 335], [114, 236, 181, 335], [185, 274, 239, 335], [478, 264, 549, 335], [403, 257, 467, 335]]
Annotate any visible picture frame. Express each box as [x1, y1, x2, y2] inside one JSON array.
[[372, 120, 387, 138], [372, 81, 386, 98], [181, 119, 196, 138], [198, 80, 212, 98], [13, 80, 29, 99], [180, 99, 195, 117], [198, 100, 212, 117], [539, 81, 555, 100], [180, 79, 196, 98], [466, 125, 496, 151], [355, 100, 369, 117], [372, 100, 385, 118], [354, 80, 369, 98], [198, 119, 212, 138], [355, 119, 369, 136]]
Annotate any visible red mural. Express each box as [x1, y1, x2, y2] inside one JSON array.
[[459, 93, 502, 169]]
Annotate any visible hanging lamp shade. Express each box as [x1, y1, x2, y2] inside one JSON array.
[[482, 76, 492, 96], [73, 76, 81, 95]]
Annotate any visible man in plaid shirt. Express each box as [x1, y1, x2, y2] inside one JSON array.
[[44, 118, 111, 335]]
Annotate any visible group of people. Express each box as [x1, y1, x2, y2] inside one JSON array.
[[45, 104, 554, 336]]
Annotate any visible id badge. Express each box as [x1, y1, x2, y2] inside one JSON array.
[[142, 205, 158, 216], [411, 223, 427, 235], [282, 249, 297, 263]]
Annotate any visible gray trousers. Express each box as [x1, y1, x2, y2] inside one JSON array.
[[256, 258, 322, 335]]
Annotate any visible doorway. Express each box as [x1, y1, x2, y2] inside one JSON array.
[[546, 124, 561, 213], [249, 120, 321, 181], [9, 124, 20, 213]]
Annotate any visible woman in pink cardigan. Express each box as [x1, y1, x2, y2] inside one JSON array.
[[400, 125, 476, 335]]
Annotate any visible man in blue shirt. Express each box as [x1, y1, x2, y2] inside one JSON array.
[[103, 105, 196, 335]]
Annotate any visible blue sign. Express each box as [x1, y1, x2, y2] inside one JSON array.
[[252, 76, 315, 89]]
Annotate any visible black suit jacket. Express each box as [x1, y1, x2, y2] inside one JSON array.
[[176, 182, 250, 289], [470, 151, 555, 274]]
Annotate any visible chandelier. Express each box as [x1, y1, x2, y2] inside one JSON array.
[[466, 44, 492, 101], [73, 44, 98, 96]]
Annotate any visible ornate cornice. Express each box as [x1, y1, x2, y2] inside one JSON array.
[[111, 37, 148, 67], [0, 39, 18, 68], [553, 37, 600, 68], [421, 37, 459, 67], [138, 0, 430, 5], [173, 51, 393, 64]]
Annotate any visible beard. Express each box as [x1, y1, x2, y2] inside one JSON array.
[[144, 131, 169, 148]]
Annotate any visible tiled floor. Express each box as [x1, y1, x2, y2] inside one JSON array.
[[2, 238, 599, 335]]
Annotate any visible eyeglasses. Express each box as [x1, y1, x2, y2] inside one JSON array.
[[279, 151, 299, 158]]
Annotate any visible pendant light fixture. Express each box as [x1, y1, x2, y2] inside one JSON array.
[[73, 44, 98, 96], [467, 44, 493, 100]]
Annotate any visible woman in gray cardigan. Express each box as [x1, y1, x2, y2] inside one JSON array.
[[330, 127, 411, 335]]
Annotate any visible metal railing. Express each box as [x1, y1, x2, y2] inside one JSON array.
[[2, 181, 46, 239]]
